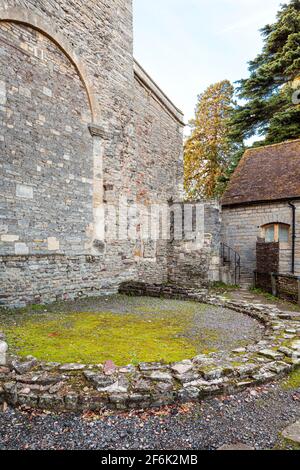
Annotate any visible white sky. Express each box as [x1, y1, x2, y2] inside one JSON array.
[[133, 0, 284, 124]]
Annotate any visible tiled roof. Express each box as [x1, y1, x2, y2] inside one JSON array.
[[222, 139, 300, 207]]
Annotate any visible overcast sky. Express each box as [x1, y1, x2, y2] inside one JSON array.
[[133, 0, 284, 124]]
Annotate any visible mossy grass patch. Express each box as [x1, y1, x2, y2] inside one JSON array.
[[0, 295, 263, 366], [282, 368, 300, 390]]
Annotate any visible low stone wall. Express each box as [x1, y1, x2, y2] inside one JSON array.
[[274, 274, 300, 304], [255, 272, 300, 305], [0, 254, 136, 308], [0, 283, 299, 412]]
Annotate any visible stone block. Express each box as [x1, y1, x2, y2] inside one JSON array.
[[15, 243, 29, 255], [0, 341, 8, 366], [0, 81, 6, 105], [47, 237, 60, 251], [16, 184, 34, 199], [1, 234, 19, 242], [282, 421, 300, 444]]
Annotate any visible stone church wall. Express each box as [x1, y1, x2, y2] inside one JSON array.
[[133, 62, 185, 284], [0, 1, 220, 308]]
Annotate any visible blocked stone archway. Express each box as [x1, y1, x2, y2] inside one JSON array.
[[0, 6, 99, 122], [0, 18, 95, 255]]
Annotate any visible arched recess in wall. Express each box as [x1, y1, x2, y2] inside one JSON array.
[[0, 6, 99, 122], [0, 11, 98, 255]]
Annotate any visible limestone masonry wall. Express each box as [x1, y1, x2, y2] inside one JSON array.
[[0, 1, 223, 308], [168, 202, 221, 288], [221, 201, 300, 285], [133, 62, 184, 284], [0, 21, 93, 256]]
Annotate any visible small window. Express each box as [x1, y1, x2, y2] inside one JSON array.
[[265, 225, 275, 243], [279, 224, 289, 243], [262, 223, 290, 243]]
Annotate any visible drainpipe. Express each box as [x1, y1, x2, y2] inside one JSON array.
[[288, 201, 296, 274]]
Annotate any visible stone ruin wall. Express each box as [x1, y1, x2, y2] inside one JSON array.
[[168, 201, 221, 288], [133, 61, 185, 285]]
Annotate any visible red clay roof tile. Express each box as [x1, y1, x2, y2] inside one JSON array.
[[222, 139, 300, 206]]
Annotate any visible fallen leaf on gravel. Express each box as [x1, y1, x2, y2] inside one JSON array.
[[178, 403, 193, 414]]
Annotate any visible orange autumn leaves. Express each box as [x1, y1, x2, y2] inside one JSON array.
[[184, 80, 235, 200]]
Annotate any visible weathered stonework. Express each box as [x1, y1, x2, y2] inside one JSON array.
[[0, 1, 225, 307], [1, 285, 299, 412], [168, 201, 221, 288], [221, 201, 300, 285], [0, 254, 136, 308]]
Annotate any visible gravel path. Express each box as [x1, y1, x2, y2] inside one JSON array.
[[0, 381, 299, 450]]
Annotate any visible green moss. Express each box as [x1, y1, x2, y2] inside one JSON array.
[[230, 361, 244, 367], [1, 309, 202, 366], [0, 295, 260, 366], [273, 437, 300, 451], [211, 282, 240, 291], [282, 368, 300, 390]]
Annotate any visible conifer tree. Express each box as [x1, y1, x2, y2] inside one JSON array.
[[230, 0, 300, 146]]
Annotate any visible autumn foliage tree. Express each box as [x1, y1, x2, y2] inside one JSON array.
[[184, 80, 236, 200]]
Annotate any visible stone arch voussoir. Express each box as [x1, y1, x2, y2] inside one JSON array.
[[260, 211, 291, 228]]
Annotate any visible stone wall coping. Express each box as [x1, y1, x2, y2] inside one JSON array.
[[271, 272, 300, 280], [134, 60, 185, 126], [1, 283, 299, 412]]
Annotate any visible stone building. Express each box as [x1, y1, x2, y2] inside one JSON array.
[[0, 0, 221, 307], [221, 139, 300, 286]]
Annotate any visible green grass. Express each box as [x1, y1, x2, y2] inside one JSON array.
[[282, 368, 300, 390], [0, 310, 200, 366], [249, 287, 278, 301], [249, 288, 300, 312]]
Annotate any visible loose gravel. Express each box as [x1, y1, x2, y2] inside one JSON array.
[[0, 381, 299, 450]]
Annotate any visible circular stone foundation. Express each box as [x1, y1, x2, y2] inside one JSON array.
[[0, 295, 264, 365], [0, 283, 299, 412]]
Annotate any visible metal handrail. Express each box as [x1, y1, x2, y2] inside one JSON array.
[[220, 242, 241, 285]]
